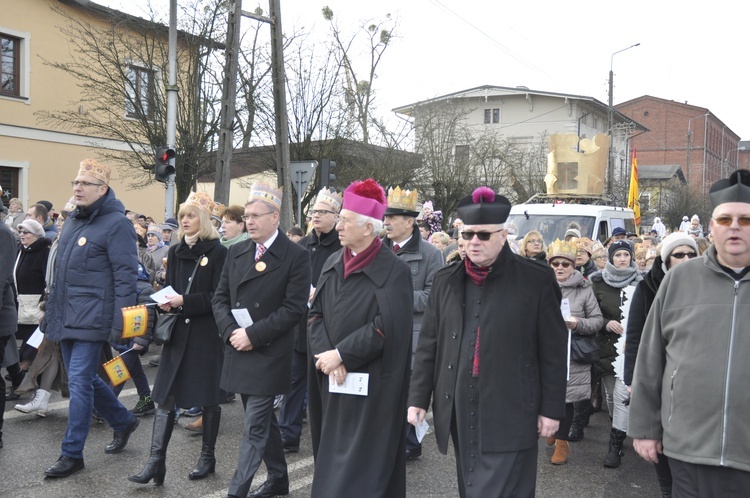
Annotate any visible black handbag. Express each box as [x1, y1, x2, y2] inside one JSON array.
[[153, 254, 203, 346], [570, 332, 600, 364]]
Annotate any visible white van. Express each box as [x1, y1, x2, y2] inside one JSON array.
[[507, 195, 636, 245]]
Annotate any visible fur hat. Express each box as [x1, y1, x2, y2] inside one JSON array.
[[18, 219, 45, 238]]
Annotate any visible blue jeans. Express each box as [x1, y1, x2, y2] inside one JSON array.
[[60, 339, 134, 459]]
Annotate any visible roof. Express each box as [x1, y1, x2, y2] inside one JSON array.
[[392, 84, 648, 132], [638, 164, 686, 181]]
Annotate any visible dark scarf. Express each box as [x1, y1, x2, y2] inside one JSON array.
[[343, 237, 382, 279]]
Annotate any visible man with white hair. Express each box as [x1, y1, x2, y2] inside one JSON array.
[[408, 186, 568, 497], [630, 170, 750, 496]]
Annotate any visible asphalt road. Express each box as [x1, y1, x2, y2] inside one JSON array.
[[1, 350, 662, 497]]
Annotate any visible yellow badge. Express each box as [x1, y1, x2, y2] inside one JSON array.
[[78, 237, 87, 246], [255, 261, 266, 272], [200, 257, 208, 267]]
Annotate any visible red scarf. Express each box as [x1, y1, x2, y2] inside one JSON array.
[[343, 237, 382, 279], [464, 258, 490, 376]]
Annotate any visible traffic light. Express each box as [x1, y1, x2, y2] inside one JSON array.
[[154, 146, 176, 183], [319, 158, 336, 189]]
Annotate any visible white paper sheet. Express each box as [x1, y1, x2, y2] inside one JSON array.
[[328, 372, 369, 396], [150, 285, 176, 304], [414, 418, 430, 443], [27, 327, 44, 349], [232, 308, 254, 328]]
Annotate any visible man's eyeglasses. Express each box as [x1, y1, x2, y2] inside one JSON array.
[[309, 209, 336, 216], [670, 251, 697, 260], [713, 216, 750, 227], [71, 180, 105, 187], [241, 212, 274, 222], [461, 230, 502, 241], [550, 261, 572, 268]]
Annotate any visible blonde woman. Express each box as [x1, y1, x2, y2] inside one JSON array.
[[519, 230, 547, 261]]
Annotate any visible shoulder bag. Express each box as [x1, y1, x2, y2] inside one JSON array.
[[570, 332, 600, 364], [153, 254, 204, 345]]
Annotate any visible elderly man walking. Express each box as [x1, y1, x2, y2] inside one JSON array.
[[408, 187, 568, 497], [630, 170, 750, 497], [307, 179, 414, 497], [42, 159, 140, 477]]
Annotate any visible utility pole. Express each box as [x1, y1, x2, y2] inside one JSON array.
[[607, 43, 640, 197], [165, 0, 178, 218], [213, 0, 243, 206]]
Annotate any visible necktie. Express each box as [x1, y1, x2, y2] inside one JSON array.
[[256, 244, 266, 262], [393, 243, 400, 254]]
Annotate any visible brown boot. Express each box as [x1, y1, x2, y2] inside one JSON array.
[[546, 436, 556, 446], [551, 439, 571, 465], [185, 415, 203, 433]]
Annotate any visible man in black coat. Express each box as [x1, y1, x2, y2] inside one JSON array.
[[278, 188, 342, 453], [408, 187, 568, 498], [213, 183, 310, 498]]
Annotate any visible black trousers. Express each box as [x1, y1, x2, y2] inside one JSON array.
[[0, 335, 11, 436], [669, 457, 750, 498]]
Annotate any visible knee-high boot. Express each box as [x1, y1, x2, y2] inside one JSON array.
[[189, 405, 220, 480], [569, 399, 592, 441], [129, 408, 175, 485]]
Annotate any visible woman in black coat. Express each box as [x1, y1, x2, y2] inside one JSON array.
[[130, 193, 227, 486]]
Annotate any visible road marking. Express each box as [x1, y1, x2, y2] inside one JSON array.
[[5, 387, 139, 420]]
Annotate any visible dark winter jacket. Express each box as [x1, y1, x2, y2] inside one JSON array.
[[0, 222, 18, 337], [44, 188, 138, 343], [14, 237, 51, 296]]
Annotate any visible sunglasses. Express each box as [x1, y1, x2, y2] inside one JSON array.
[[550, 261, 572, 268], [670, 251, 697, 260], [18, 230, 31, 235], [713, 216, 750, 227], [461, 229, 502, 241]]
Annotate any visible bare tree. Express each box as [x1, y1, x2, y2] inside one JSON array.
[[660, 183, 712, 232], [36, 0, 225, 207]]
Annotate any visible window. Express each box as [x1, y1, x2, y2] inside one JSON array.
[[492, 108, 500, 123], [483, 108, 500, 124], [1, 34, 20, 97], [484, 109, 491, 124], [126, 65, 156, 119]]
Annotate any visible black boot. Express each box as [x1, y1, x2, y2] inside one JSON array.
[[591, 377, 603, 413], [569, 399, 592, 441], [603, 428, 627, 468], [189, 405, 220, 480], [128, 408, 175, 485]]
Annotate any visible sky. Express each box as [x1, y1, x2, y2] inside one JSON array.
[[101, 0, 750, 139]]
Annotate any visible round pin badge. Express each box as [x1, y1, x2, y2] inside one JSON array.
[[78, 237, 87, 246], [200, 257, 208, 267], [255, 261, 266, 272]]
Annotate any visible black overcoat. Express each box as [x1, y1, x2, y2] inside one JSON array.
[[307, 242, 414, 498], [212, 229, 310, 395], [151, 237, 227, 407], [409, 243, 568, 454]]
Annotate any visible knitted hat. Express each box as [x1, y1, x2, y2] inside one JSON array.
[[314, 188, 343, 213], [342, 179, 387, 220], [78, 158, 111, 185], [18, 219, 45, 238], [565, 228, 581, 239], [456, 187, 511, 225], [182, 191, 215, 216], [660, 232, 698, 263], [608, 240, 633, 263], [146, 224, 163, 240], [423, 200, 434, 211], [247, 182, 282, 211], [163, 218, 178, 230], [691, 214, 700, 223], [37, 200, 53, 212]]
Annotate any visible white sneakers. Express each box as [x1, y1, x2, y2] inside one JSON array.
[[14, 388, 51, 417]]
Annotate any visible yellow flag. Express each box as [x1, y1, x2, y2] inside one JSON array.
[[628, 149, 641, 226], [103, 355, 131, 386], [121, 305, 148, 339]]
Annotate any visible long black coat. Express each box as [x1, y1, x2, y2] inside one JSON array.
[[307, 242, 413, 498], [212, 229, 310, 395], [409, 243, 568, 454], [151, 237, 227, 407], [14, 237, 51, 295]]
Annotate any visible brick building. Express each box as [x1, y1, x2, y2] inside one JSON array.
[[616, 96, 746, 195]]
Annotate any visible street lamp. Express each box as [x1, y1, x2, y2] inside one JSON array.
[[723, 146, 746, 177], [607, 43, 640, 196], [686, 112, 709, 190]]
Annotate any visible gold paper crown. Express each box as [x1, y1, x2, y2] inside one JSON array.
[[574, 237, 595, 255], [547, 239, 578, 262], [591, 241, 605, 255], [78, 158, 111, 185], [212, 202, 225, 218], [634, 242, 648, 257], [387, 186, 419, 212], [248, 182, 282, 211], [315, 188, 342, 213], [182, 191, 215, 216]]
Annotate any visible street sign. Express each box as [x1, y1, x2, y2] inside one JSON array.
[[290, 160, 318, 226]]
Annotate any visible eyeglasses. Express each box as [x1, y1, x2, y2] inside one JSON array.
[[670, 251, 697, 260], [461, 230, 502, 241], [594, 255, 606, 260], [309, 209, 336, 216], [713, 216, 750, 227], [241, 212, 274, 222], [71, 180, 105, 187], [526, 239, 543, 245], [18, 230, 31, 235], [337, 216, 357, 226], [550, 261, 572, 268]]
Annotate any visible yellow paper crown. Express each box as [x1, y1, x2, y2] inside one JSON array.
[[314, 188, 343, 213], [248, 182, 282, 211], [78, 158, 111, 185], [634, 242, 648, 257], [574, 237, 595, 255], [547, 239, 578, 262], [387, 186, 419, 212], [182, 191, 215, 216], [212, 202, 225, 218]]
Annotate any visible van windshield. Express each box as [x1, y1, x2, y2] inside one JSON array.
[[507, 214, 596, 245]]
